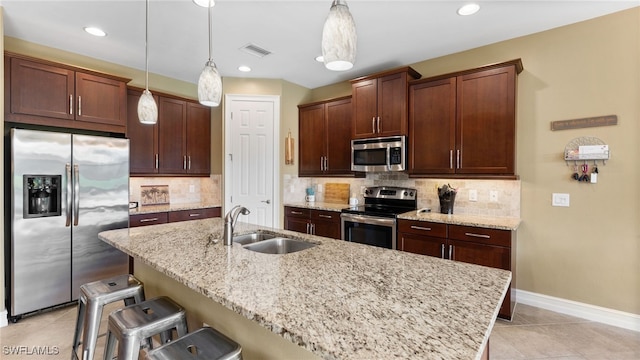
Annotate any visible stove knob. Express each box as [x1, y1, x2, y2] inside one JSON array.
[[404, 191, 408, 196], [409, 191, 414, 197], [365, 189, 370, 195]]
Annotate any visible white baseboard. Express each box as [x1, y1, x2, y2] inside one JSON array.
[[515, 289, 640, 332], [0, 309, 8, 328]]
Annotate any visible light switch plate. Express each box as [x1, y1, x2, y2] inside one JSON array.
[[468, 189, 478, 202], [552, 193, 570, 207], [316, 183, 323, 192]]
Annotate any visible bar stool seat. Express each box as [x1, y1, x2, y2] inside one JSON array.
[[104, 296, 188, 360], [72, 274, 145, 360], [145, 327, 242, 360]]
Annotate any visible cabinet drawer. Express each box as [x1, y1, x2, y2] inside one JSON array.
[[284, 206, 310, 218], [448, 225, 511, 247], [130, 212, 168, 227], [398, 220, 447, 238], [310, 209, 340, 223], [168, 207, 220, 222]]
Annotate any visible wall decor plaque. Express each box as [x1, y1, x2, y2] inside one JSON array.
[[140, 185, 170, 206], [550, 115, 617, 131]]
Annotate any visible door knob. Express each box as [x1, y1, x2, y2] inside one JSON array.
[[261, 199, 271, 204]]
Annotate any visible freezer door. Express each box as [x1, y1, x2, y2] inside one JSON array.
[[9, 129, 72, 316], [71, 135, 130, 298]]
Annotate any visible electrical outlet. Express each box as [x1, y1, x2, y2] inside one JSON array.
[[489, 190, 499, 202], [317, 183, 323, 192], [360, 186, 366, 195], [552, 193, 570, 207], [189, 184, 195, 193], [468, 189, 478, 202]]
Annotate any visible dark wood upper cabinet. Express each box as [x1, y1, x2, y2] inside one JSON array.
[[127, 88, 211, 176], [298, 96, 353, 176], [5, 53, 128, 133], [409, 59, 522, 177], [351, 67, 421, 139]]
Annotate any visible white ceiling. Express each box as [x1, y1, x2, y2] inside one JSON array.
[[1, 1, 638, 89]]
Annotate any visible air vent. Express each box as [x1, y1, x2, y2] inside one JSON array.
[[240, 43, 272, 58]]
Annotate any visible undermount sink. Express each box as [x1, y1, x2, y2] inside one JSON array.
[[243, 238, 316, 254], [233, 231, 277, 245]]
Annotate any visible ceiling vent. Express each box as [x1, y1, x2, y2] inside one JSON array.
[[240, 43, 272, 58]]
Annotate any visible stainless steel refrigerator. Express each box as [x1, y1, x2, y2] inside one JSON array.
[[6, 128, 129, 321]]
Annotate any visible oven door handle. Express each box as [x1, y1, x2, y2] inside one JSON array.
[[341, 213, 396, 227]]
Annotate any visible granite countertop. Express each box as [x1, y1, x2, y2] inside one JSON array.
[[99, 219, 510, 360], [129, 202, 221, 215], [285, 201, 521, 230], [398, 211, 521, 231]]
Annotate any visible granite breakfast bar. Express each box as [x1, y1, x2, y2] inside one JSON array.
[[98, 218, 511, 360]]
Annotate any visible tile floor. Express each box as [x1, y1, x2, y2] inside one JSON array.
[[1, 302, 639, 359]]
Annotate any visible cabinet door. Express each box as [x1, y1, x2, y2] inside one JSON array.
[[377, 72, 409, 136], [324, 98, 353, 175], [75, 72, 127, 127], [185, 102, 211, 175], [351, 78, 378, 138], [398, 232, 445, 258], [168, 207, 220, 222], [9, 57, 75, 120], [456, 65, 516, 175], [127, 90, 159, 174], [311, 210, 341, 239], [284, 216, 310, 234], [409, 78, 457, 175], [129, 212, 168, 227], [448, 239, 510, 270], [158, 97, 187, 174], [298, 104, 326, 176]]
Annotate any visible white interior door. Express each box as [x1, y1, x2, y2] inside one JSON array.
[[224, 95, 280, 227]]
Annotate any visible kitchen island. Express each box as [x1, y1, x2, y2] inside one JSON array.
[[99, 218, 510, 360]]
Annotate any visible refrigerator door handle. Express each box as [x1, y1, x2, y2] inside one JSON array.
[[73, 164, 80, 226], [65, 163, 72, 227]]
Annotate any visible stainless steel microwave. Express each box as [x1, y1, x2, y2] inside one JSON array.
[[351, 136, 406, 172]]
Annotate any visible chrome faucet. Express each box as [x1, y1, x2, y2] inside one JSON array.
[[223, 205, 250, 246]]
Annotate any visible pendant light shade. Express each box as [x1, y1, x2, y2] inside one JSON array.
[[138, 0, 158, 124], [197, 0, 222, 107], [321, 0, 357, 71]]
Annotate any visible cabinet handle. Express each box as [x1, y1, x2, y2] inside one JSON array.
[[189, 213, 201, 217], [441, 243, 445, 259], [410, 225, 431, 231], [449, 150, 453, 169], [311, 223, 316, 235], [78, 96, 82, 116], [291, 211, 303, 215], [464, 232, 491, 239], [318, 214, 332, 219], [449, 244, 453, 260], [140, 217, 159, 222], [377, 117, 381, 133], [155, 154, 159, 169], [320, 157, 324, 171], [372, 117, 376, 133], [456, 149, 460, 169], [306, 223, 310, 234], [324, 156, 328, 171], [188, 156, 191, 170], [69, 95, 73, 115]]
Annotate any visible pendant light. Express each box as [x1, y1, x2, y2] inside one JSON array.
[[197, 0, 222, 107], [138, 0, 158, 124], [321, 0, 357, 71]]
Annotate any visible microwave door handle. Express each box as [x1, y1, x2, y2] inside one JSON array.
[[386, 145, 391, 171]]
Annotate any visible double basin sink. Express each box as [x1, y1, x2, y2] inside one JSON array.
[[234, 231, 317, 254]]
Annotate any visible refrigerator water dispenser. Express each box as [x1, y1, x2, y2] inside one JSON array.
[[23, 175, 61, 218]]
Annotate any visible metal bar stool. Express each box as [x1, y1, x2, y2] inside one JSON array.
[[145, 327, 242, 360], [104, 296, 188, 360], [72, 274, 145, 360]]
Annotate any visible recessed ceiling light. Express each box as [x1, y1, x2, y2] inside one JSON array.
[[84, 27, 106, 37], [457, 3, 480, 16], [238, 66, 251, 72], [315, 55, 324, 62], [193, 0, 215, 8]]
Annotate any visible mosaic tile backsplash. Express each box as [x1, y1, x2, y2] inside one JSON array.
[[283, 173, 520, 218], [130, 175, 221, 206]]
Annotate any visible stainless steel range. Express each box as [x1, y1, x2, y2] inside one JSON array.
[[341, 186, 417, 249]]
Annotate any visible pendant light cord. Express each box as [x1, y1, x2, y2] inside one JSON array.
[[145, 0, 150, 90], [208, 0, 213, 62]]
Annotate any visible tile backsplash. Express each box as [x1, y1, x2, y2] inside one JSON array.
[[130, 175, 221, 205], [283, 173, 520, 218]]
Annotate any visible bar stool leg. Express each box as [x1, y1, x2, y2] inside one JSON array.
[[103, 329, 116, 360], [71, 295, 86, 356], [81, 299, 103, 360], [118, 336, 140, 360]]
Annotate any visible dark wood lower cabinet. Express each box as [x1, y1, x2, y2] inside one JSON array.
[[284, 206, 341, 239], [398, 219, 516, 320], [130, 207, 221, 228]]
